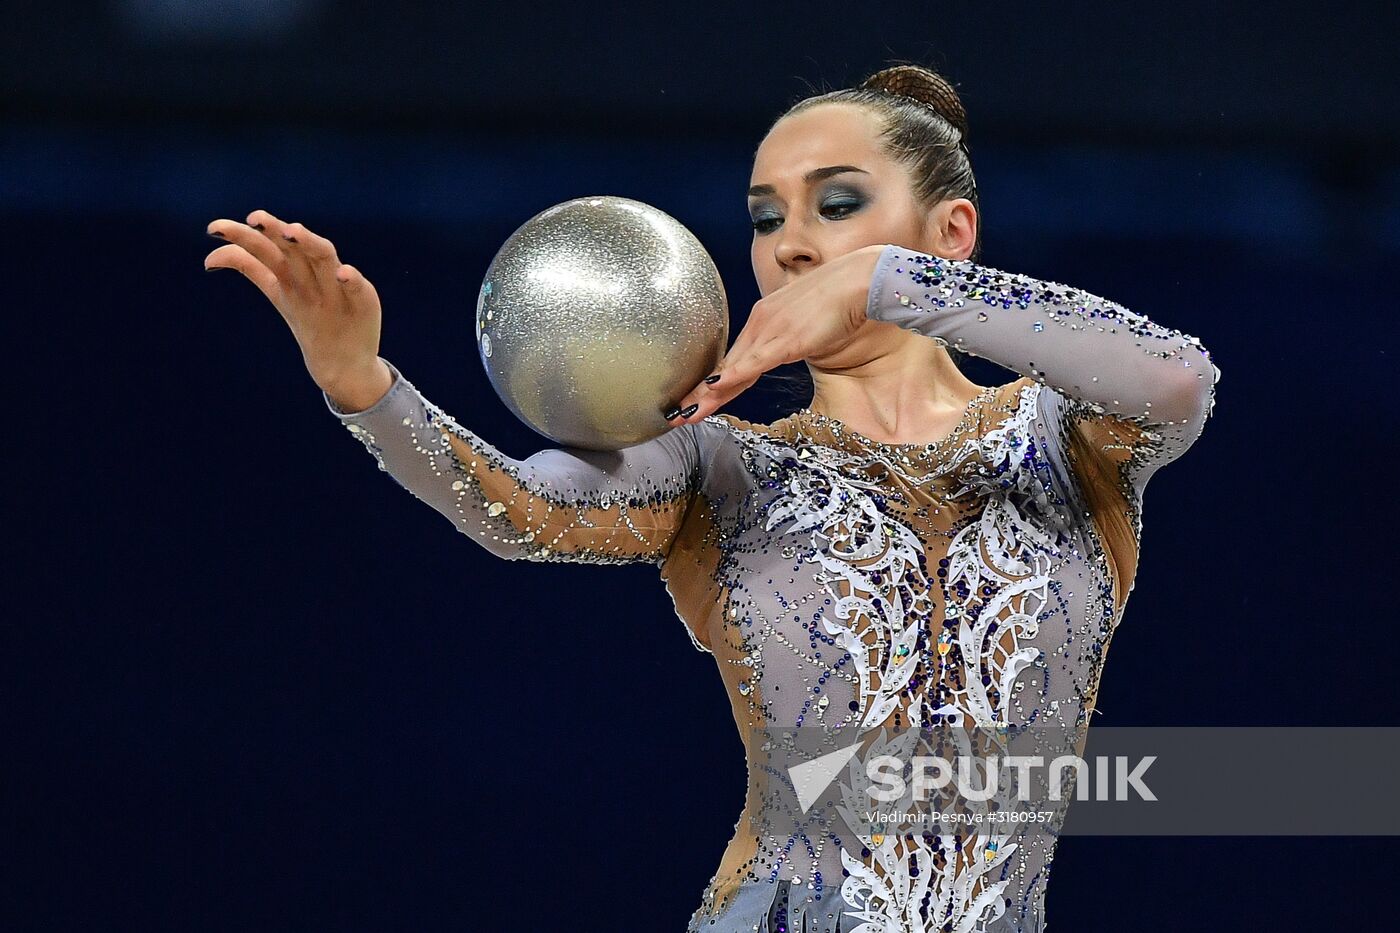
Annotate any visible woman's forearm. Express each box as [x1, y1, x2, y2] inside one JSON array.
[[865, 244, 1220, 438], [324, 358, 705, 565]]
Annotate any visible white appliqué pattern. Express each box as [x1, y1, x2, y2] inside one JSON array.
[[726, 383, 1071, 932]]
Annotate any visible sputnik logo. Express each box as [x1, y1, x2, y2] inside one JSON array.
[[788, 739, 866, 813]]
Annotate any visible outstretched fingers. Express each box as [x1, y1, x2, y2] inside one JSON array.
[[207, 211, 371, 329], [666, 310, 769, 423], [245, 209, 321, 301], [666, 344, 773, 425]]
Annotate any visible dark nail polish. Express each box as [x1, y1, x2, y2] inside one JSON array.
[[208, 230, 226, 239], [663, 405, 681, 420], [251, 223, 265, 230], [703, 373, 721, 384], [680, 403, 699, 418], [282, 233, 297, 242]]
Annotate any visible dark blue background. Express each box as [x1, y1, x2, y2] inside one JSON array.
[[7, 1, 1397, 930]]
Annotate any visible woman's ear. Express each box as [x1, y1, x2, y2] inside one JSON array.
[[928, 198, 978, 261]]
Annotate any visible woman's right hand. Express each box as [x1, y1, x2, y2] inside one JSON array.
[[204, 209, 392, 411]]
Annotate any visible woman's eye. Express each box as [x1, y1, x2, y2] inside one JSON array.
[[822, 200, 861, 219], [751, 216, 781, 234]]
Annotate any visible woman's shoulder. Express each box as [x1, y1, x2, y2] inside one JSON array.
[[973, 376, 1054, 428], [989, 375, 1040, 407]]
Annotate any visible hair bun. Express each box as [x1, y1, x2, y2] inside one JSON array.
[[858, 64, 969, 141]]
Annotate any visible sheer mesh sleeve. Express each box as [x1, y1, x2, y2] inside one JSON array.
[[866, 243, 1219, 487], [324, 358, 705, 565]]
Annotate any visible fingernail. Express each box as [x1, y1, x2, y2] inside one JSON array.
[[205, 266, 219, 272], [663, 405, 681, 420], [251, 223, 265, 230], [703, 373, 721, 384], [282, 233, 297, 242], [207, 230, 226, 239], [680, 403, 699, 418]]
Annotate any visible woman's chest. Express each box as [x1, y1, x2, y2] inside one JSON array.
[[707, 459, 1113, 736]]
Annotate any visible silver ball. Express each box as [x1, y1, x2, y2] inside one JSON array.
[[475, 196, 729, 451]]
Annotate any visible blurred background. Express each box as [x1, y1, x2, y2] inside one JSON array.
[[6, 1, 1397, 930]]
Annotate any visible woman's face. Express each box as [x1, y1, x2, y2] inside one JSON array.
[[748, 102, 965, 298]]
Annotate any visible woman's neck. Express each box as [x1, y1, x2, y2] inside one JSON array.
[[805, 338, 985, 446]]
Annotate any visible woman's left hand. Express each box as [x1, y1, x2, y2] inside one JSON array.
[[666, 243, 888, 424]]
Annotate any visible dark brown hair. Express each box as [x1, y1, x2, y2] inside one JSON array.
[[776, 62, 982, 262]]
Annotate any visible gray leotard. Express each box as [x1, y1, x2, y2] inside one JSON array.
[[323, 244, 1220, 932]]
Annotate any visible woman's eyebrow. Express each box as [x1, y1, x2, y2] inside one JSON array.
[[747, 165, 869, 198]]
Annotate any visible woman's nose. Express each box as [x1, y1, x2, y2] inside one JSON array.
[[774, 222, 818, 268]]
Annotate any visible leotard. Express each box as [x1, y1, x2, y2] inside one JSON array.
[[324, 244, 1220, 932]]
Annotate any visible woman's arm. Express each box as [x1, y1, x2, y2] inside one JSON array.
[[201, 212, 706, 566], [864, 244, 1220, 496], [327, 357, 705, 564]]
